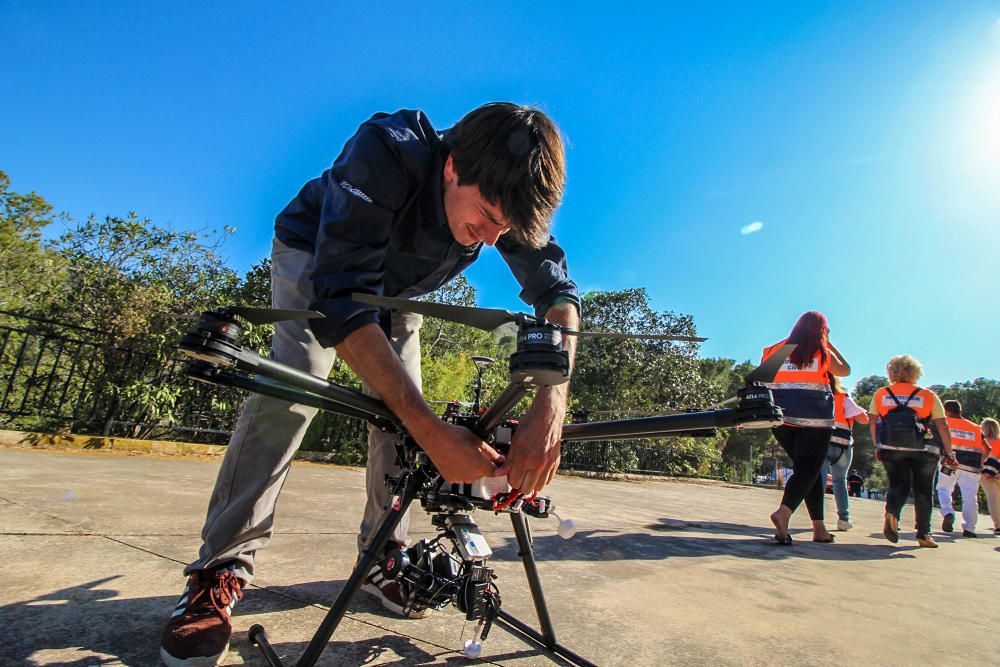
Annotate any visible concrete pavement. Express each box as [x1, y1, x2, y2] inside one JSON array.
[[1, 446, 997, 666]]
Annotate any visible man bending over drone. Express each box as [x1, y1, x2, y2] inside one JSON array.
[[160, 103, 580, 667]]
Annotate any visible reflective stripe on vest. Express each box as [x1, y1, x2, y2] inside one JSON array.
[[984, 456, 1000, 476], [761, 340, 833, 427], [831, 426, 852, 447]]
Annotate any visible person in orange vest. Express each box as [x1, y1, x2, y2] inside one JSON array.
[[936, 400, 988, 537], [763, 311, 851, 545], [979, 418, 1000, 534], [820, 373, 869, 530], [869, 355, 955, 548]]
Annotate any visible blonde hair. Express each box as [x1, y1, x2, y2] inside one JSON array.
[[982, 418, 1000, 441], [886, 355, 923, 384]]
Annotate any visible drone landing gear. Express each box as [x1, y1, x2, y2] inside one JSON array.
[[248, 468, 594, 667]]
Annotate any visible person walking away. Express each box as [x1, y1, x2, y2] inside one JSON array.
[[869, 355, 955, 548], [763, 311, 851, 545], [847, 469, 864, 497], [159, 103, 580, 667], [936, 400, 988, 537], [979, 418, 1000, 534], [820, 373, 868, 530]]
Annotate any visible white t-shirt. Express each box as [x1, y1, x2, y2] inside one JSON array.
[[842, 395, 865, 420]]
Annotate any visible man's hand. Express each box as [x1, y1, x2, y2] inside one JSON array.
[[417, 420, 509, 484], [503, 301, 578, 495], [507, 396, 564, 495], [336, 322, 506, 484]]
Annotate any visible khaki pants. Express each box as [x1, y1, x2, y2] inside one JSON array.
[[981, 475, 1000, 531], [184, 239, 422, 583]]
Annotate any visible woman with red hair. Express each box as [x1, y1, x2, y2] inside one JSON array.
[[762, 311, 850, 544]]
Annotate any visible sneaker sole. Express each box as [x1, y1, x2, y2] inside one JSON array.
[[360, 582, 427, 619], [160, 645, 228, 667]]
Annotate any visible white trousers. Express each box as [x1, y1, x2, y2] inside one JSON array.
[[936, 468, 981, 532]]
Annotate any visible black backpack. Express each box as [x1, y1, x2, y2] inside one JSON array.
[[879, 387, 925, 449]]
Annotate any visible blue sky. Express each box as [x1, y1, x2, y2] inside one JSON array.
[[3, 2, 999, 389]]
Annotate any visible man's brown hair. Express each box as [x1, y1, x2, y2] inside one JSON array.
[[445, 102, 566, 249]]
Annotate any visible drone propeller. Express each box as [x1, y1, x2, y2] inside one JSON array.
[[351, 293, 706, 342], [710, 343, 797, 409], [352, 293, 521, 331], [562, 329, 706, 342], [177, 307, 323, 326]]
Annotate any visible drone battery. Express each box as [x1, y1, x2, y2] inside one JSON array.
[[493, 426, 513, 446], [439, 475, 510, 502], [473, 475, 509, 501], [446, 514, 492, 561]]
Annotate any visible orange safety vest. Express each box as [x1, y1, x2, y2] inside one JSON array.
[[872, 383, 935, 418], [987, 436, 1000, 459], [760, 339, 833, 428], [830, 392, 854, 447], [947, 416, 986, 472]]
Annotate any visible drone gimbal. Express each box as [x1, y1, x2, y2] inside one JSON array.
[[176, 297, 786, 666]]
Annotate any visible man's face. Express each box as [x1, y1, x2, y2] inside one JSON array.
[[442, 155, 510, 247]]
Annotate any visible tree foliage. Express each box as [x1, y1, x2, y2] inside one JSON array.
[[0, 171, 66, 311]]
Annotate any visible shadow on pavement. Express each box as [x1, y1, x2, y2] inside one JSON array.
[[489, 526, 920, 563], [0, 576, 168, 665], [0, 576, 482, 666]]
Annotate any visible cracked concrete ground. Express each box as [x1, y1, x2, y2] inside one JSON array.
[[1, 446, 997, 666]]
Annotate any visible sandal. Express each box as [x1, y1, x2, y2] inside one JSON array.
[[773, 532, 793, 546], [813, 535, 835, 543]]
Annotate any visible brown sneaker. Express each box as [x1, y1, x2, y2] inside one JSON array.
[[916, 534, 939, 548], [883, 513, 899, 544], [160, 564, 244, 666], [361, 563, 427, 619]]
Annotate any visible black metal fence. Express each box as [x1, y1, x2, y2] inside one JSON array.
[[0, 311, 366, 456]]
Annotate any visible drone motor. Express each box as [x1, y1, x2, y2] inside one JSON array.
[[509, 324, 570, 387]]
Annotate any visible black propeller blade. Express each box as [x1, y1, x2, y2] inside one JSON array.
[[219, 307, 325, 325], [562, 329, 707, 342], [352, 293, 523, 332], [745, 342, 796, 385], [352, 293, 706, 342], [710, 343, 797, 408]]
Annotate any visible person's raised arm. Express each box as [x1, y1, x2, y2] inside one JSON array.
[[826, 340, 851, 377], [506, 302, 579, 495], [336, 323, 507, 483]]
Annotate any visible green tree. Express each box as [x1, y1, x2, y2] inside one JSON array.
[[937, 378, 1000, 422], [0, 171, 66, 312], [46, 212, 240, 345], [569, 288, 719, 473]]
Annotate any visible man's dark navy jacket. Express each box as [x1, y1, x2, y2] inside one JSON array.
[[274, 109, 580, 348]]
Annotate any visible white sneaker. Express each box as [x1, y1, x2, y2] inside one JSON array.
[[837, 519, 853, 531]]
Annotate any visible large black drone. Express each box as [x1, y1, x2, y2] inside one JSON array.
[[177, 295, 790, 667]]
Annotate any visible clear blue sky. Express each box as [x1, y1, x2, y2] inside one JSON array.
[[3, 2, 999, 389]]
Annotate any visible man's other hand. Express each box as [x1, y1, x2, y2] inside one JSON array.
[[421, 420, 508, 484]]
